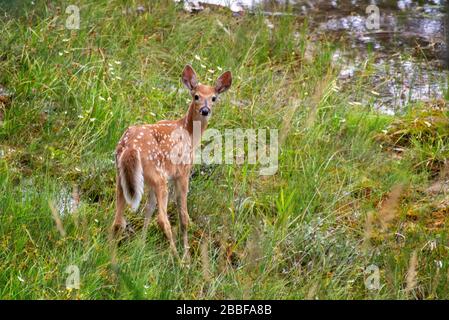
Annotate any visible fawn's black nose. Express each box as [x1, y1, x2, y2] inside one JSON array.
[[199, 107, 210, 116]]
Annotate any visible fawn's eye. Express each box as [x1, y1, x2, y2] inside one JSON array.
[[211, 96, 217, 102], [194, 94, 200, 100]]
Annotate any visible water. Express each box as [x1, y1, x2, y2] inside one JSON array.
[[183, 0, 448, 113], [305, 0, 447, 112], [55, 185, 80, 216]]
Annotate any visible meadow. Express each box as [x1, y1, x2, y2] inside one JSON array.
[[1, 0, 449, 299]]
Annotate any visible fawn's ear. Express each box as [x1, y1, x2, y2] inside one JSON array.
[[182, 65, 198, 91], [215, 71, 232, 94]]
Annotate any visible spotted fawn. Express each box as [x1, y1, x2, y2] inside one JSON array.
[[112, 65, 232, 260]]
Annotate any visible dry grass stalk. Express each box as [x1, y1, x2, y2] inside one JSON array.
[[48, 200, 66, 237], [245, 227, 263, 274], [405, 250, 418, 294], [71, 184, 80, 211], [379, 184, 404, 230], [218, 216, 230, 274], [438, 160, 449, 179], [305, 282, 318, 300], [279, 97, 301, 145], [71, 184, 80, 227], [305, 71, 334, 129], [107, 226, 119, 283], [363, 211, 374, 248], [200, 234, 212, 282]]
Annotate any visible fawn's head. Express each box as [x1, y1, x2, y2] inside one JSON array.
[[182, 64, 232, 118]]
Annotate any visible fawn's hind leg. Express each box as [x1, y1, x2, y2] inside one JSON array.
[[112, 175, 127, 235], [155, 182, 179, 259], [143, 189, 156, 232]]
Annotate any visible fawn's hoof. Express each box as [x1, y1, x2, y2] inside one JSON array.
[[112, 222, 135, 239], [125, 223, 135, 235], [111, 223, 123, 237], [181, 252, 191, 267]]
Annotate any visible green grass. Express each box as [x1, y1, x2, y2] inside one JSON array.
[[1, 0, 449, 299]]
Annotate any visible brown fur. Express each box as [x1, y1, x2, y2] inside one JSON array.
[[119, 148, 139, 199]]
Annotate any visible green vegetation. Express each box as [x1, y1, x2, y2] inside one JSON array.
[[0, 0, 448, 299]]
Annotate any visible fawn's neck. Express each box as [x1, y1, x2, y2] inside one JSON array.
[[179, 101, 208, 138]]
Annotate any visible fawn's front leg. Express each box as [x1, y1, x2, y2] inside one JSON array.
[[175, 176, 191, 262]]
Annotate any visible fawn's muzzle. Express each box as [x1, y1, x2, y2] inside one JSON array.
[[199, 106, 210, 116]]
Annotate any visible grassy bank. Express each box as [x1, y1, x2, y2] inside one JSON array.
[[1, 0, 448, 299]]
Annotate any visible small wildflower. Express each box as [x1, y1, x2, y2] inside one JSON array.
[[264, 19, 274, 29]]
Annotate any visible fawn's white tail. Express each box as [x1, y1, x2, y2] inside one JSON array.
[[118, 148, 144, 212]]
